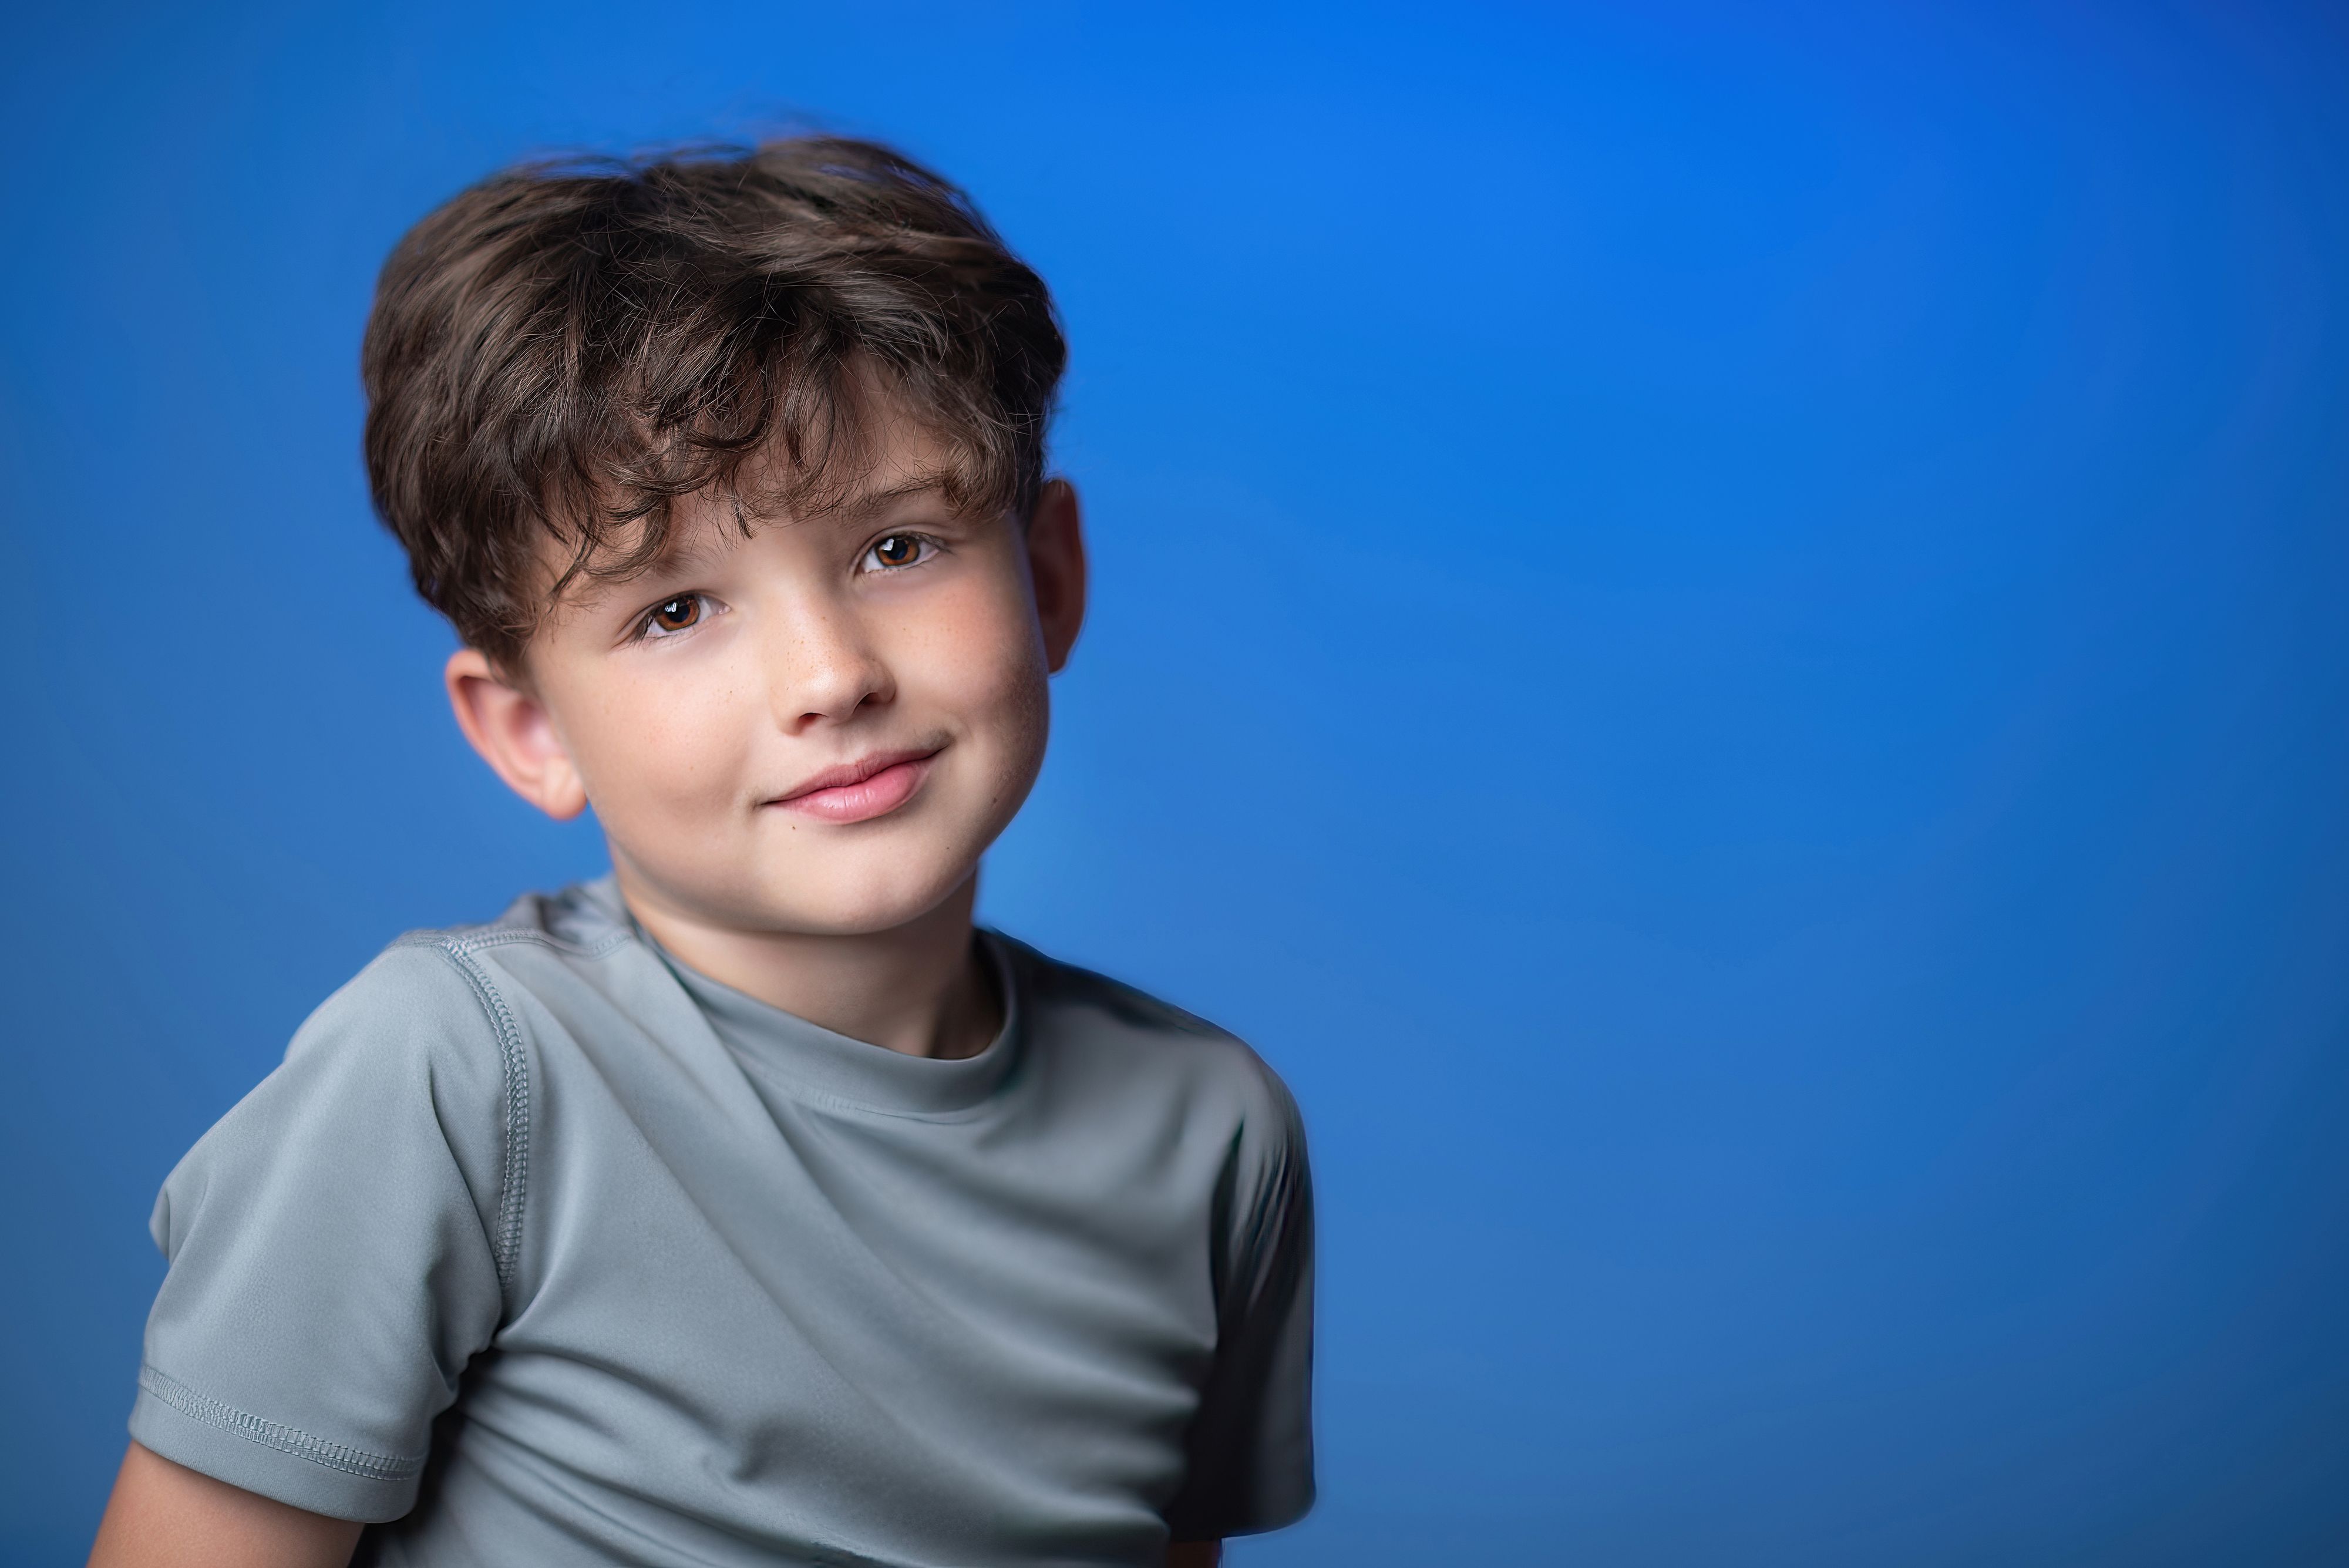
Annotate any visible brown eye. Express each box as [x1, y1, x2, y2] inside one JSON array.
[[871, 534, 923, 569], [648, 595, 702, 634]]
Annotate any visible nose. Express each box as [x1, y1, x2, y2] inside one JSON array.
[[763, 595, 894, 733]]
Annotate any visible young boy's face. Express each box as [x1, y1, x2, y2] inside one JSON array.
[[445, 415, 1086, 939]]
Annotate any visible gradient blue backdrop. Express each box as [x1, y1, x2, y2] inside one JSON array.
[[4, 2, 2345, 1563]]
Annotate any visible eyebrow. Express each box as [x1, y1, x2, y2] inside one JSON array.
[[819, 473, 954, 526], [594, 472, 956, 596], [628, 526, 733, 584]]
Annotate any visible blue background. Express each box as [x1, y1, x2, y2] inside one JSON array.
[[4, 2, 2345, 1562]]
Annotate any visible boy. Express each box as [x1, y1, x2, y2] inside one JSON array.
[[88, 137, 1313, 1568]]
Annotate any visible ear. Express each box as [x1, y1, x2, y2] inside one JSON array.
[[1026, 478, 1088, 674], [444, 648, 590, 820]]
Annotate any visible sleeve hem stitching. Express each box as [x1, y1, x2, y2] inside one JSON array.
[[138, 1367, 423, 1482]]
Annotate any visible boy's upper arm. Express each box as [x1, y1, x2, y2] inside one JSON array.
[[131, 940, 517, 1523], [89, 1441, 363, 1568]]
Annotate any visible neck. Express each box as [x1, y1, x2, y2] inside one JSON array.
[[611, 867, 998, 1060]]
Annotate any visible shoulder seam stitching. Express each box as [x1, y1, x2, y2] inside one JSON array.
[[394, 925, 634, 960], [406, 938, 532, 1297]]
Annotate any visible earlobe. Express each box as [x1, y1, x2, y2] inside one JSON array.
[[444, 648, 591, 820], [1027, 479, 1089, 674]]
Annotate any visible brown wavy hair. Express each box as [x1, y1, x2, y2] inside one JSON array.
[[361, 136, 1066, 668]]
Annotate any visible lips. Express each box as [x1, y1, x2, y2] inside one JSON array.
[[767, 749, 939, 824]]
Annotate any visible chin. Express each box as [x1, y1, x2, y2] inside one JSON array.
[[746, 852, 976, 937]]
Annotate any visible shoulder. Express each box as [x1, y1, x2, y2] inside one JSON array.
[[995, 934, 1306, 1146], [247, 882, 624, 1150], [209, 888, 585, 1144], [281, 878, 637, 1127], [303, 877, 631, 1064], [152, 885, 619, 1276]]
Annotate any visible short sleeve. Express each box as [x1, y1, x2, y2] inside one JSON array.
[[1162, 1062, 1315, 1540], [129, 941, 517, 1522]]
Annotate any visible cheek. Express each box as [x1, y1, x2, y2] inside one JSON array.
[[568, 667, 754, 815], [897, 577, 1051, 741]]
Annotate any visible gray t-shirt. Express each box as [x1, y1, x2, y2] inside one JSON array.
[[130, 880, 1313, 1566]]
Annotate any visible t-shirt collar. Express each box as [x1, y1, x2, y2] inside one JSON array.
[[587, 878, 1025, 1118]]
